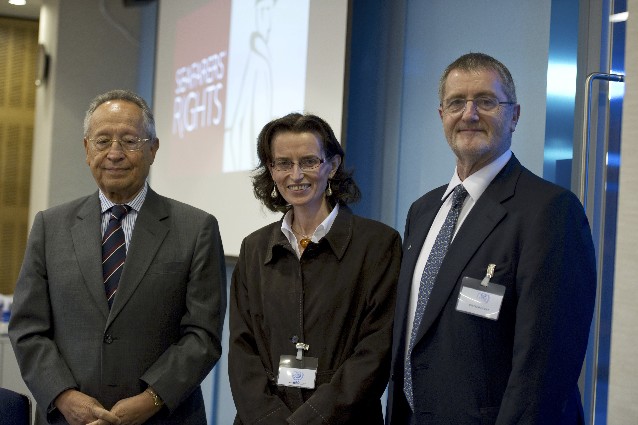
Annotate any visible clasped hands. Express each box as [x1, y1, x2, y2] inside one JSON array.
[[55, 388, 162, 425]]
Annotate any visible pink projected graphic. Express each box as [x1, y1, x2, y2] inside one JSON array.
[[171, 1, 231, 174]]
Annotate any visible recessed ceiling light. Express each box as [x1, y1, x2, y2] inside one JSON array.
[[9, 0, 27, 6]]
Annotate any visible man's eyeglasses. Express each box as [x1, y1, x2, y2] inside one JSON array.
[[271, 156, 325, 172], [87, 137, 152, 152], [441, 96, 516, 115]]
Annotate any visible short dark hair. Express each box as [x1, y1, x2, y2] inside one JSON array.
[[84, 89, 156, 139], [438, 52, 517, 103], [252, 113, 361, 212]]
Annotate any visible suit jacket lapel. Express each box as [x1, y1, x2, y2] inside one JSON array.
[[71, 193, 110, 320], [396, 196, 443, 320], [107, 189, 169, 325], [391, 189, 445, 367], [414, 156, 522, 344]]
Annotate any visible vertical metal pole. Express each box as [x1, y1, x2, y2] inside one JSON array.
[[579, 73, 624, 206], [579, 71, 624, 425]]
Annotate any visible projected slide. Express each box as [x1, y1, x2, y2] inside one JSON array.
[[224, 0, 308, 172], [169, 1, 230, 175], [169, 0, 308, 174], [153, 0, 348, 256]]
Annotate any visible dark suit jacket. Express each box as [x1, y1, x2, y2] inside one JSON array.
[[9, 188, 227, 425], [386, 155, 596, 425]]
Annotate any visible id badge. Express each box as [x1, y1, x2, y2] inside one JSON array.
[[456, 276, 505, 320], [277, 355, 318, 389]]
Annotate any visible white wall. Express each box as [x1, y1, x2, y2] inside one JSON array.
[[606, 0, 638, 422]]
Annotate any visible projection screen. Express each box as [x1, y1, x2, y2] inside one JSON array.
[[151, 0, 350, 257]]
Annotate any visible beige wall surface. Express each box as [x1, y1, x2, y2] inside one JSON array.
[[607, 0, 638, 423]]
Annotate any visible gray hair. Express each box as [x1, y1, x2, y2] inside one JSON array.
[[438, 52, 517, 103], [83, 89, 156, 138]]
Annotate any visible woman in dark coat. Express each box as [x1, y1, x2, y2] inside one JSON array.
[[228, 113, 402, 424]]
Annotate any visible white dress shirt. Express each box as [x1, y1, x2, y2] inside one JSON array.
[[281, 203, 340, 259], [405, 150, 512, 356], [99, 182, 148, 251]]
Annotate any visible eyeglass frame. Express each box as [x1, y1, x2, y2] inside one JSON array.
[[86, 136, 154, 152], [270, 156, 327, 172], [440, 96, 516, 116]]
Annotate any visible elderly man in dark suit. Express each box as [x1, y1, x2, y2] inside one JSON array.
[[9, 89, 226, 425], [386, 53, 596, 425]]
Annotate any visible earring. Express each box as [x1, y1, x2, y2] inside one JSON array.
[[271, 185, 278, 198], [326, 181, 332, 197]]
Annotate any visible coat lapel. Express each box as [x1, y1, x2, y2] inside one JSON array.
[[396, 196, 443, 324], [107, 189, 169, 326], [391, 189, 445, 366], [71, 193, 110, 320], [414, 156, 522, 344]]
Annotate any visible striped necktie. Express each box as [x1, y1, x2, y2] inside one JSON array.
[[404, 184, 468, 409], [102, 204, 130, 309]]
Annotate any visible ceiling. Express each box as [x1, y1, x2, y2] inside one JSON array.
[[0, 0, 42, 20]]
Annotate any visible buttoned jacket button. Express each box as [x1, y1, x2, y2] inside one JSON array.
[[104, 334, 113, 344]]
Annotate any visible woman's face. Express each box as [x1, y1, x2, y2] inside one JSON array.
[[268, 131, 340, 213]]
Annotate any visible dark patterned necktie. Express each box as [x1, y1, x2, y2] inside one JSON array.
[[404, 184, 468, 409], [102, 205, 130, 309]]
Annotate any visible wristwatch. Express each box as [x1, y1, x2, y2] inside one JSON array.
[[145, 387, 164, 407]]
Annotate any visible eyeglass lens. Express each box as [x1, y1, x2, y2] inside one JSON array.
[[272, 157, 324, 171]]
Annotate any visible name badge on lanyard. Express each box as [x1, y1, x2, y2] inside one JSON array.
[[456, 264, 505, 320], [277, 341, 318, 389], [278, 355, 318, 389]]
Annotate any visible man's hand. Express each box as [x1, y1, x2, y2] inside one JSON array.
[[88, 391, 162, 425], [54, 389, 121, 425]]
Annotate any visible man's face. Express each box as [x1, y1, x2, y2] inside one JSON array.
[[84, 100, 159, 204], [438, 69, 519, 176]]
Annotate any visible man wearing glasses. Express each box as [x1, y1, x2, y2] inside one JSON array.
[[9, 90, 226, 425], [386, 53, 596, 424]]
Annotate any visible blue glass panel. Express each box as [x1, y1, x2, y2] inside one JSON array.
[[589, 0, 625, 422], [543, 0, 579, 188]]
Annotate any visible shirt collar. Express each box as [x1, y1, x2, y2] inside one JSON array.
[[442, 150, 512, 202], [266, 203, 352, 264], [99, 181, 148, 213], [281, 203, 340, 246]]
